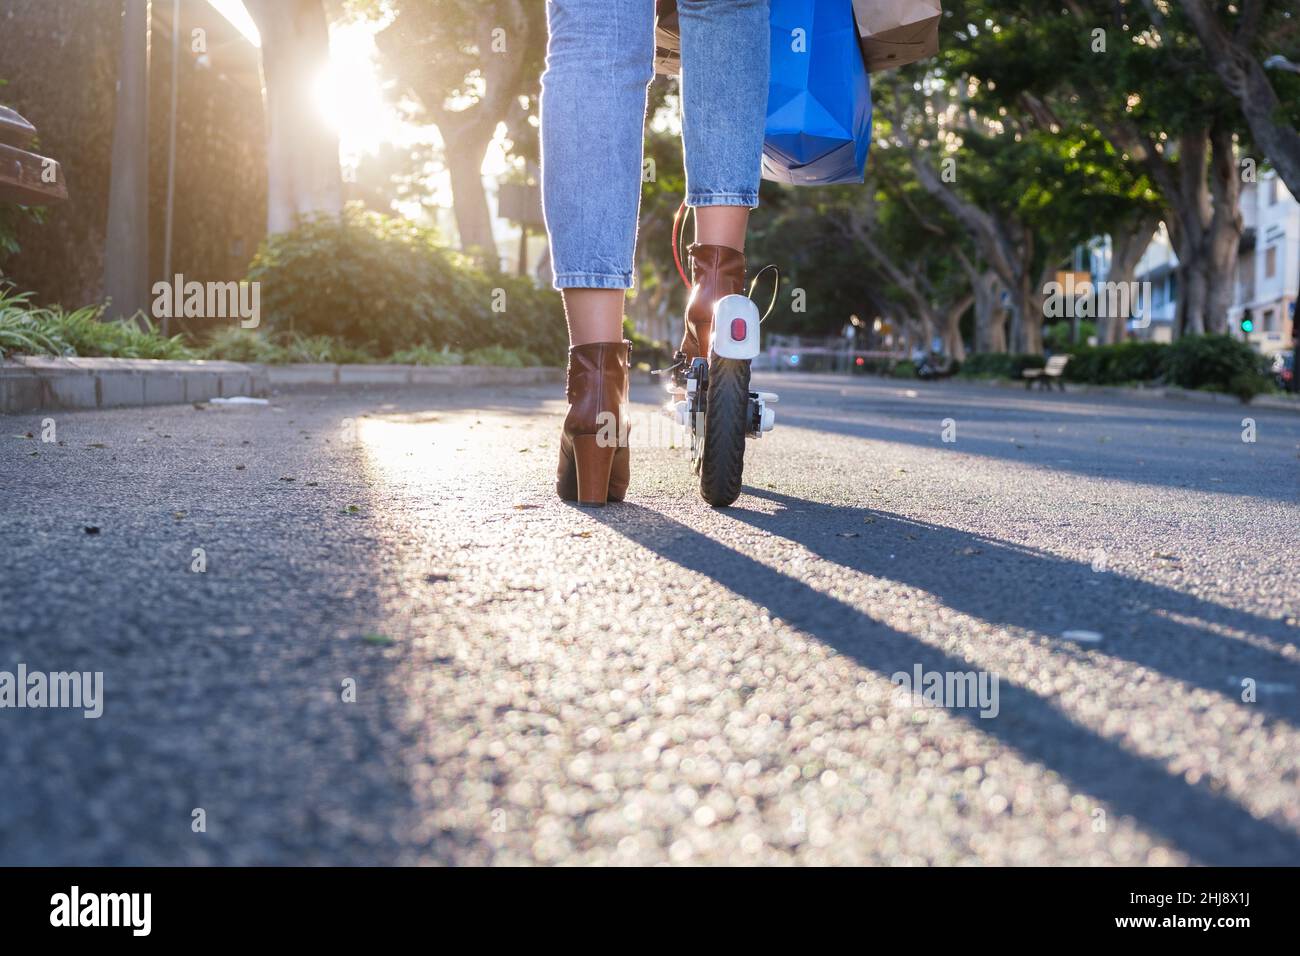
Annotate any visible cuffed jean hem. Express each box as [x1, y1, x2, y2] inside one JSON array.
[[552, 272, 634, 291], [686, 191, 760, 208]]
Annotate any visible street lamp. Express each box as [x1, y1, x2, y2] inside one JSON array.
[[1264, 54, 1300, 390]]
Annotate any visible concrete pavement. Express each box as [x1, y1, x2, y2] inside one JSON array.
[[1, 375, 1297, 864]]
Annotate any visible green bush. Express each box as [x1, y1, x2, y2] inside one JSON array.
[[960, 336, 1273, 400], [245, 204, 567, 365], [891, 359, 917, 379], [201, 327, 284, 364], [389, 344, 463, 366], [958, 353, 1045, 379], [1043, 320, 1095, 352], [246, 204, 472, 355], [465, 344, 540, 367], [1165, 334, 1271, 401], [456, 268, 567, 365], [1065, 341, 1168, 385], [201, 327, 377, 365]]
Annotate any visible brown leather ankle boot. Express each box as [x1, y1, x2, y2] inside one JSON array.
[[556, 340, 631, 506], [681, 243, 747, 362]]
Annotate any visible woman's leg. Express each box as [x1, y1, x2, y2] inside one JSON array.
[[675, 0, 770, 358], [540, 0, 652, 504], [540, 0, 656, 347]]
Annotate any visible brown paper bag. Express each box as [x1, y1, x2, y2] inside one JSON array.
[[654, 0, 681, 76], [852, 0, 942, 73]]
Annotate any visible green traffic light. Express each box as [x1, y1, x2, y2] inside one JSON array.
[[1241, 319, 1254, 333]]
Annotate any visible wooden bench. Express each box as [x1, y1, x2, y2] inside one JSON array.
[[1023, 354, 1070, 390], [0, 105, 69, 205]]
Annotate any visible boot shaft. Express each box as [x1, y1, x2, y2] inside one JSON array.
[[564, 340, 632, 435], [682, 243, 746, 359]]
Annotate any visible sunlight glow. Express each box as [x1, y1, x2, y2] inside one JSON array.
[[206, 0, 260, 48], [314, 20, 409, 162]]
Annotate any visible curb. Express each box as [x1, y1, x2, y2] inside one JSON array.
[[0, 358, 563, 414], [265, 364, 563, 388], [0, 357, 268, 414]]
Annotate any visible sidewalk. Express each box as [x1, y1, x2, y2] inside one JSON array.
[[4, 354, 1294, 414], [0, 356, 562, 413]]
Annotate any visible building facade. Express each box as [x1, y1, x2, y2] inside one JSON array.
[[1124, 169, 1298, 354], [1229, 170, 1299, 355]]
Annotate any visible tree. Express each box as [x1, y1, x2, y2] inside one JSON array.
[[245, 0, 343, 234], [374, 0, 543, 265], [1176, 0, 1300, 201], [944, 0, 1244, 337]]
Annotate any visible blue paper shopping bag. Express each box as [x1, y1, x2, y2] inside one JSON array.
[[763, 0, 873, 186]]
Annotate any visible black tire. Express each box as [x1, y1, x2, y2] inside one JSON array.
[[699, 356, 749, 507]]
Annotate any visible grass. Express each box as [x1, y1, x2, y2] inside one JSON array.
[[0, 285, 195, 360]]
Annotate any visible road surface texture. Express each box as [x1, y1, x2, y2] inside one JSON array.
[[2, 375, 1297, 865]]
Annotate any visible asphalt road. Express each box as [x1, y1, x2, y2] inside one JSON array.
[[1, 375, 1297, 865]]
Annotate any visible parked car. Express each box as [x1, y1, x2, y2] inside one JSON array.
[[1270, 350, 1294, 392]]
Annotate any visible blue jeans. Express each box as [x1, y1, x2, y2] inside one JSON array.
[[540, 0, 770, 290]]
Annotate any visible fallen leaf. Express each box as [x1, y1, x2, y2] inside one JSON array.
[[361, 633, 394, 646]]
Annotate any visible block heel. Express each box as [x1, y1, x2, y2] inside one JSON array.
[[573, 434, 616, 507]]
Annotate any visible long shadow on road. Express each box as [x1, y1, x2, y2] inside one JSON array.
[[591, 499, 1300, 865], [730, 488, 1300, 725]]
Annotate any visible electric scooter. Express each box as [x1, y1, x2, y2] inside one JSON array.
[[659, 204, 778, 508]]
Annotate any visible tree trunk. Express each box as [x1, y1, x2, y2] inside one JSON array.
[[961, 257, 1004, 354], [1204, 121, 1243, 335], [1101, 213, 1159, 344], [943, 293, 972, 362], [1181, 262, 1209, 336], [1177, 0, 1300, 202], [245, 0, 341, 235], [1011, 251, 1049, 354], [441, 121, 500, 265]]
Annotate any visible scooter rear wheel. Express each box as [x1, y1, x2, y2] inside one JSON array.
[[698, 355, 749, 507]]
